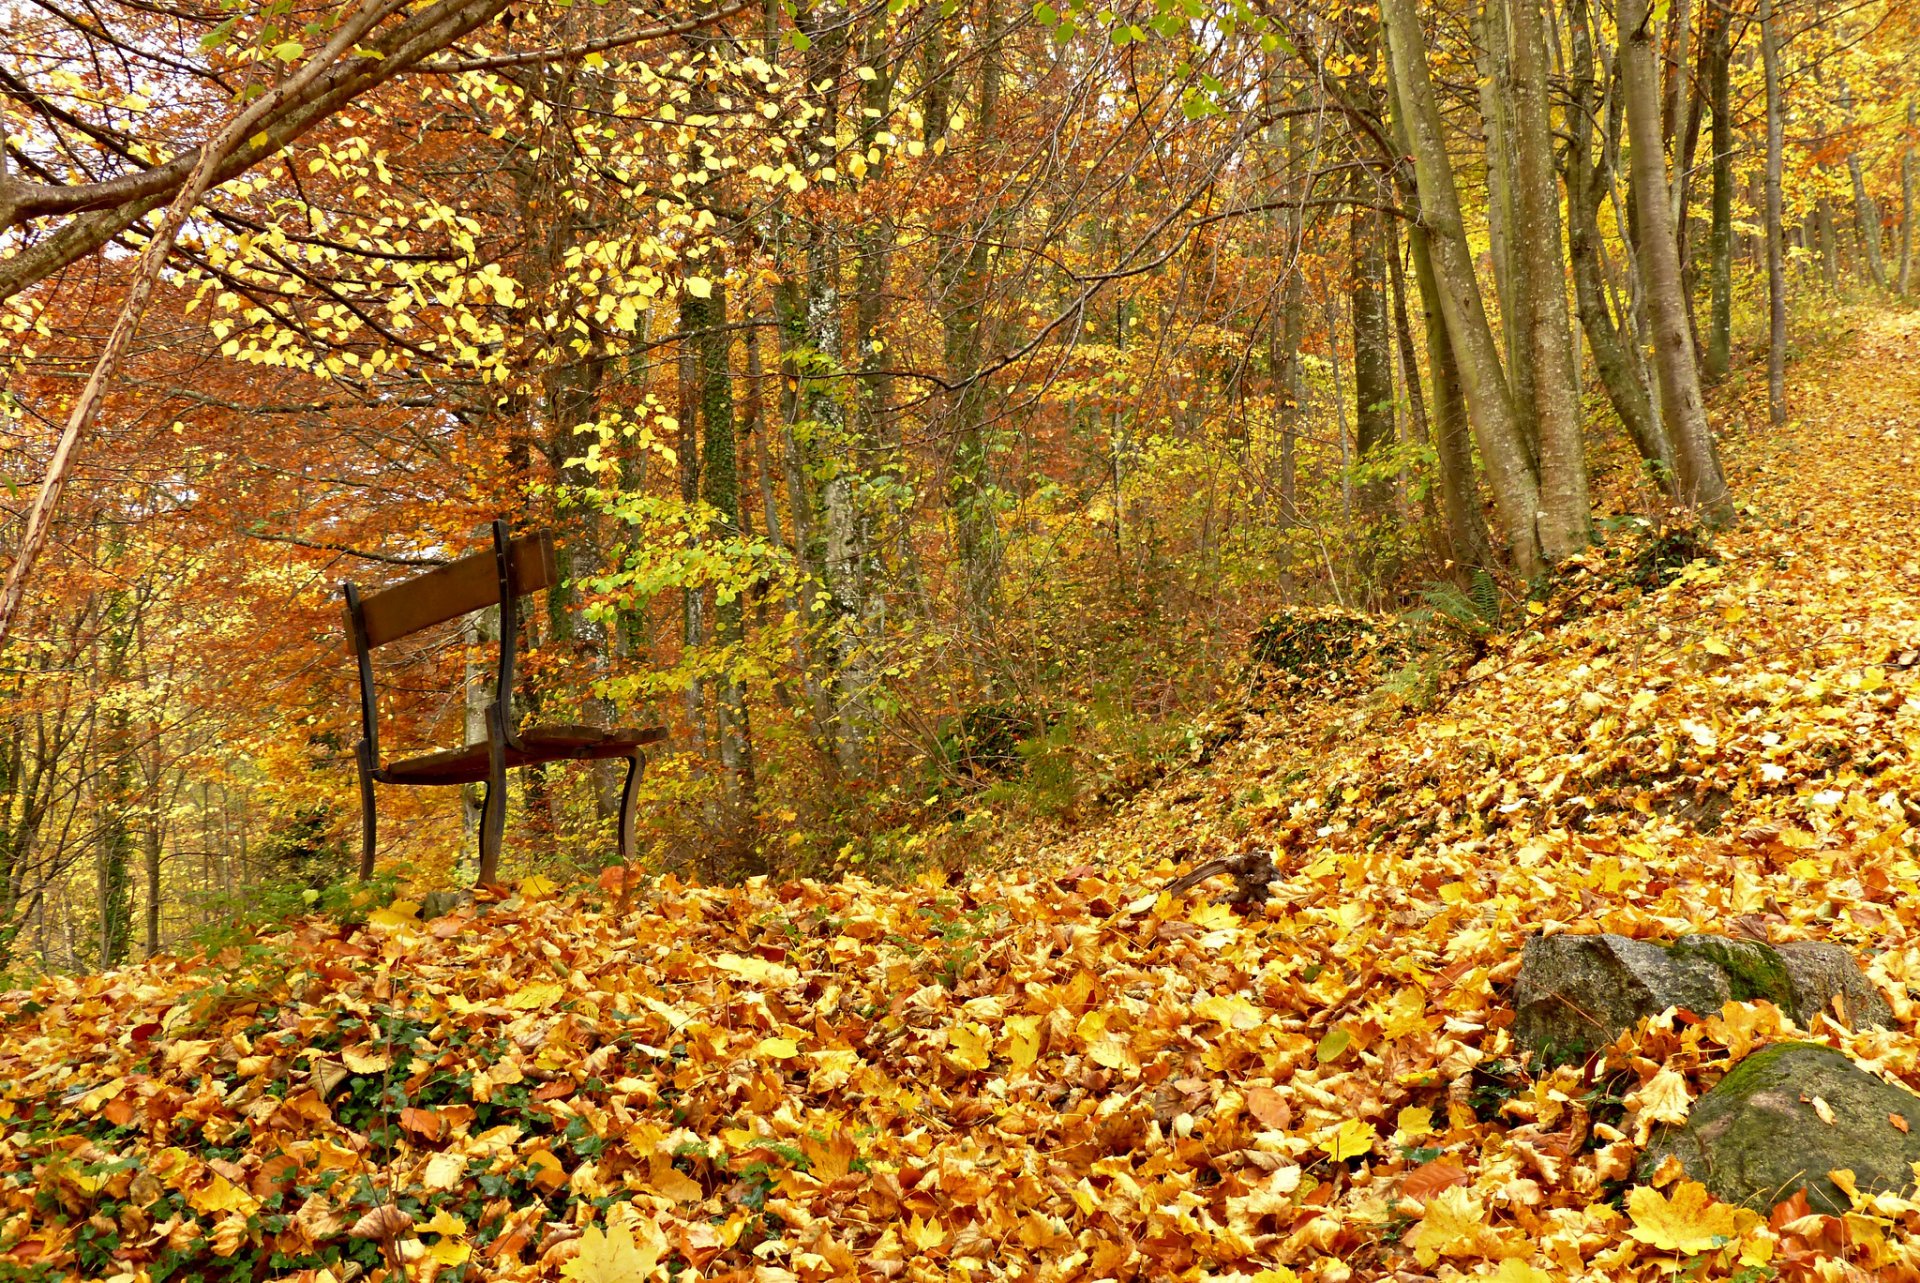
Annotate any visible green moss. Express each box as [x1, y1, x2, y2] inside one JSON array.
[[1711, 1040, 1836, 1099], [1667, 936, 1794, 1007]]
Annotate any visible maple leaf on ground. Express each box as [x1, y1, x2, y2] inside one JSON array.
[[1625, 1065, 1693, 1143], [561, 1221, 663, 1283], [1626, 1181, 1743, 1254]]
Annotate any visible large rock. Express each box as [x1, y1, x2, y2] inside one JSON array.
[[1513, 933, 1889, 1064], [1641, 1042, 1920, 1214]]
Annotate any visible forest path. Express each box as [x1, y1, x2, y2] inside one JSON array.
[[1036, 308, 1920, 911]]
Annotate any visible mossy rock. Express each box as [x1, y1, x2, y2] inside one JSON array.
[[1247, 608, 1412, 698], [1641, 1042, 1920, 1214], [1514, 933, 1889, 1065]]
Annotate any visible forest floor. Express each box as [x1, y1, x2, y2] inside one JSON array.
[[3, 311, 1920, 1282]]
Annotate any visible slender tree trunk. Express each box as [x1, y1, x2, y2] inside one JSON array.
[[1841, 82, 1888, 289], [1512, 0, 1592, 558], [1620, 0, 1731, 518], [1816, 196, 1842, 290], [1761, 0, 1788, 426], [1474, 0, 1536, 458], [1352, 206, 1395, 519], [1704, 3, 1734, 380], [1900, 101, 1915, 296], [1567, 0, 1674, 484], [1384, 0, 1546, 576]]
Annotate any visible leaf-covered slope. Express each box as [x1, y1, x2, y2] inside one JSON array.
[[4, 315, 1920, 1282]]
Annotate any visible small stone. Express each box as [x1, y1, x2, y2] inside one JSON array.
[[420, 889, 475, 919], [1640, 1042, 1920, 1213], [1513, 933, 1729, 1064], [1774, 941, 1892, 1029], [1513, 932, 1892, 1064]]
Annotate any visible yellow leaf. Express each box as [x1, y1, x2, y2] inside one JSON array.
[[519, 874, 558, 900], [423, 1151, 466, 1191], [420, 1210, 465, 1236], [1396, 1105, 1435, 1140], [341, 1044, 393, 1074], [753, 1036, 800, 1060], [1626, 1065, 1692, 1143], [189, 1175, 259, 1217], [368, 900, 420, 929], [1489, 1260, 1552, 1283], [1703, 636, 1733, 656], [560, 1221, 662, 1283], [648, 1157, 704, 1202], [903, 1213, 947, 1251], [684, 276, 713, 299], [1001, 1014, 1043, 1071], [1414, 1184, 1489, 1266], [944, 1024, 991, 1072], [713, 953, 800, 988], [1194, 993, 1264, 1030], [1321, 1118, 1376, 1162], [505, 981, 567, 1010], [427, 1238, 472, 1266], [1626, 1181, 1743, 1254]]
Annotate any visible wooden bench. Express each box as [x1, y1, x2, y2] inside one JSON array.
[[341, 519, 665, 884]]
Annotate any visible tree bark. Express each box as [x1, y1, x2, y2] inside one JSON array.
[[1511, 0, 1592, 558], [1704, 1, 1734, 381], [1901, 101, 1916, 297], [1841, 82, 1889, 289], [1352, 207, 1396, 519], [1383, 0, 1546, 576], [1761, 0, 1789, 426], [1566, 0, 1674, 484], [1620, 0, 1731, 518]]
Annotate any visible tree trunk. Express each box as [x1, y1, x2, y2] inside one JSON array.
[[1900, 101, 1915, 297], [1841, 82, 1889, 289], [1566, 0, 1674, 484], [1620, 0, 1731, 519], [1762, 0, 1789, 427], [1511, 0, 1592, 558], [1473, 0, 1535, 458], [1704, 4, 1734, 381], [1351, 206, 1396, 519], [1383, 0, 1546, 576]]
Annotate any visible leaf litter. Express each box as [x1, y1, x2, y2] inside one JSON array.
[[3, 315, 1920, 1280]]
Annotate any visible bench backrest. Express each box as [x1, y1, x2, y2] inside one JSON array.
[[345, 530, 557, 652]]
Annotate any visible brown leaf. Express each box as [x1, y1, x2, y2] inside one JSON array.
[[1245, 1086, 1291, 1130], [1892, 1112, 1910, 1134], [399, 1106, 443, 1141], [1399, 1159, 1468, 1203], [349, 1205, 412, 1241]]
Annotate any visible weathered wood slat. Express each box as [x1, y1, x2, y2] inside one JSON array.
[[348, 531, 557, 651]]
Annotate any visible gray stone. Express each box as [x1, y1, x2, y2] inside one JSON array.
[[1514, 933, 1890, 1064], [1640, 1041, 1920, 1214], [420, 889, 475, 919], [1776, 941, 1894, 1030], [1513, 933, 1730, 1064]]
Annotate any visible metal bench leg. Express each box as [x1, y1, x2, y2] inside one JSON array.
[[617, 752, 644, 867], [356, 741, 378, 880], [477, 706, 508, 886]]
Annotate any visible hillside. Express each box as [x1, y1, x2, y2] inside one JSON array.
[[3, 312, 1919, 1282]]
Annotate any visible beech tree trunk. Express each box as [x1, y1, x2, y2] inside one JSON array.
[[1566, 0, 1673, 485], [1762, 0, 1789, 426], [1352, 207, 1396, 518], [1620, 0, 1731, 519], [1841, 82, 1888, 289], [1704, 1, 1734, 380], [1901, 101, 1916, 297], [1383, 0, 1546, 576], [1511, 0, 1592, 558]]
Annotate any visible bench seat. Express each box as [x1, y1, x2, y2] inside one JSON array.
[[385, 725, 668, 786]]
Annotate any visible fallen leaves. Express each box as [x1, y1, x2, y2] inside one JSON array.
[[6, 317, 1920, 1280]]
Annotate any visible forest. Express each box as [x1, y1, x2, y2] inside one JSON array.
[[2, 0, 1911, 966], [3, 0, 1920, 1275]]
